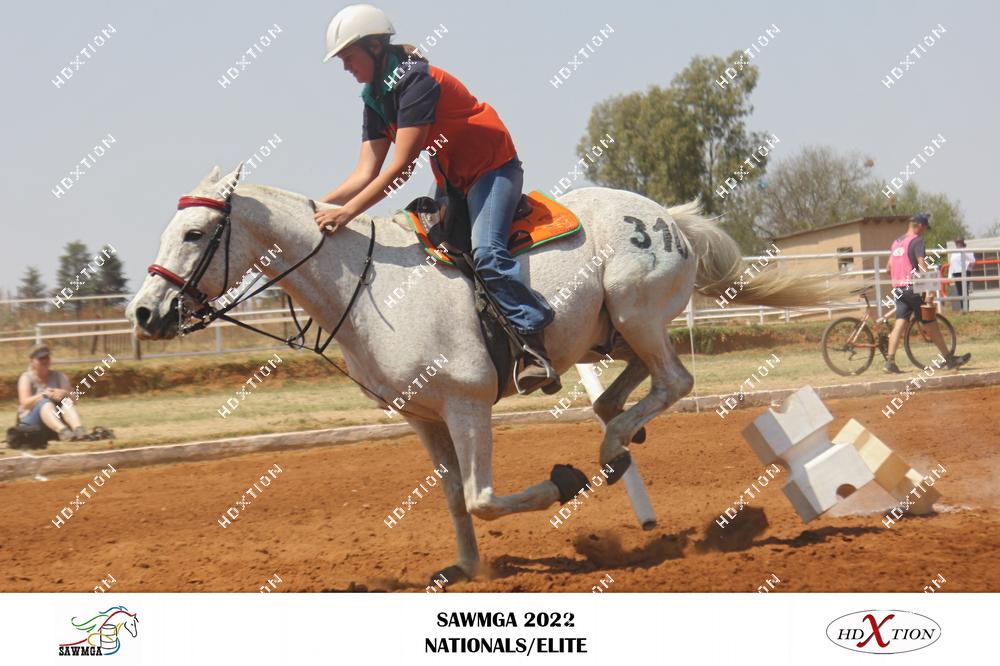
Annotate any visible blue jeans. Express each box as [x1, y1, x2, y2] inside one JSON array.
[[20, 396, 52, 426], [440, 155, 554, 335]]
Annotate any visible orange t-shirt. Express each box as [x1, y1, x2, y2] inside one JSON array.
[[362, 60, 516, 193]]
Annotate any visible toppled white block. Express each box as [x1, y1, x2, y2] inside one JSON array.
[[742, 386, 874, 522], [833, 418, 940, 515]]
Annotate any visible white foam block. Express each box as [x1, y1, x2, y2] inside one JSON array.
[[833, 419, 940, 515], [742, 386, 874, 523]]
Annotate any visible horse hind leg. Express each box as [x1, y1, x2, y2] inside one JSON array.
[[592, 355, 650, 443], [407, 419, 480, 587], [599, 324, 693, 484]]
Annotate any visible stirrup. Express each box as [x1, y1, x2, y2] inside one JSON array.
[[513, 341, 560, 395]]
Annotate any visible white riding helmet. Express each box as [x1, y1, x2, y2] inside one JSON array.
[[323, 4, 395, 62]]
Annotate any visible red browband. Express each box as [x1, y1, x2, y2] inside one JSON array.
[[177, 196, 230, 212], [146, 196, 231, 296]]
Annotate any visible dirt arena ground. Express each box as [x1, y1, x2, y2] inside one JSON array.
[[1, 385, 997, 593]]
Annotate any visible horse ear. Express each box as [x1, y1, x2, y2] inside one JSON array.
[[199, 166, 222, 187], [216, 162, 245, 199]]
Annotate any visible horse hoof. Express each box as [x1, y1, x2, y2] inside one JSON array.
[[631, 427, 647, 444], [429, 564, 471, 590], [550, 464, 588, 504], [604, 451, 632, 485]]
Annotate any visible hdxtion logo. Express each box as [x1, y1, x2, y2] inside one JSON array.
[[826, 610, 940, 654]]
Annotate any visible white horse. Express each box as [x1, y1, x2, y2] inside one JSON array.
[[126, 166, 845, 585]]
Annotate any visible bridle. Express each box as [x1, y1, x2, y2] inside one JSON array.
[[146, 192, 399, 411], [148, 195, 235, 324]]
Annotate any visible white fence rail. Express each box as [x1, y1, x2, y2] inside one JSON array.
[[3, 247, 998, 363]]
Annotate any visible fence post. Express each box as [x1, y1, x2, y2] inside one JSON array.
[[35, 325, 42, 345], [215, 325, 223, 353], [758, 305, 764, 325], [131, 331, 142, 361], [873, 255, 883, 313], [685, 297, 696, 354]]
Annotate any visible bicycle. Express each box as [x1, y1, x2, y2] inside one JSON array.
[[821, 286, 956, 376]]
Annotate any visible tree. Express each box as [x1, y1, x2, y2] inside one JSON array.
[[576, 51, 769, 213], [576, 87, 703, 206], [17, 266, 48, 314], [716, 146, 969, 254], [94, 253, 129, 307], [53, 241, 96, 314], [671, 52, 773, 213], [983, 217, 1000, 239], [866, 181, 969, 249], [718, 184, 770, 255], [747, 146, 877, 239]]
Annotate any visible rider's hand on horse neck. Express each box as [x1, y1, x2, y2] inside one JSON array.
[[314, 205, 356, 230]]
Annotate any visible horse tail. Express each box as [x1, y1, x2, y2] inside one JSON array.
[[667, 199, 856, 308]]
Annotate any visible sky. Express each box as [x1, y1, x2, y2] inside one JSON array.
[[1, 0, 997, 294]]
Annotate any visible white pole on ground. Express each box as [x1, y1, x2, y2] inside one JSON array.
[[574, 363, 657, 530]]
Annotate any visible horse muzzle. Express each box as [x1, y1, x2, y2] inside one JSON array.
[[129, 296, 180, 340]]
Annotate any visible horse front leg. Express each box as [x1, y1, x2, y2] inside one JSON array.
[[407, 419, 480, 587], [443, 403, 586, 522]]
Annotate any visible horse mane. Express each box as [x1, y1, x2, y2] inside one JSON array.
[[71, 606, 130, 632], [234, 183, 414, 235]]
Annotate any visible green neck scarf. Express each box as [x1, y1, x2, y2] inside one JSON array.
[[360, 51, 402, 124]]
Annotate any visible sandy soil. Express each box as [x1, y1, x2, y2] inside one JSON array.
[[1, 385, 997, 593]]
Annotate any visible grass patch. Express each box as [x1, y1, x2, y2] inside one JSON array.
[[4, 334, 997, 459]]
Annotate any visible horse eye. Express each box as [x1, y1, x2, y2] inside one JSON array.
[[183, 230, 204, 242]]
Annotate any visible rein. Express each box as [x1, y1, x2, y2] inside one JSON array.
[[146, 194, 405, 413]]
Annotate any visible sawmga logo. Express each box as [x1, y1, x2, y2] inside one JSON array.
[[826, 610, 940, 654], [57, 605, 139, 656]]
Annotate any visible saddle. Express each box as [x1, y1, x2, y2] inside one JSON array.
[[398, 190, 582, 401], [402, 191, 582, 265]]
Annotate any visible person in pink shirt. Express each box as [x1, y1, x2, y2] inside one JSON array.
[[884, 213, 971, 373]]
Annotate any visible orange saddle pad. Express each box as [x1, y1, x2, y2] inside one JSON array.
[[403, 190, 581, 266]]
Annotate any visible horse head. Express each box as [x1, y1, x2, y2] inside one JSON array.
[[122, 612, 139, 638], [126, 164, 264, 339]]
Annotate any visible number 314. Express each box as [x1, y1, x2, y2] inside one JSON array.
[[622, 215, 688, 258]]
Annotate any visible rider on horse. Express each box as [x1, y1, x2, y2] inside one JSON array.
[[313, 4, 558, 394]]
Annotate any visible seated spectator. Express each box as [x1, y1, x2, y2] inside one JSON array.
[[16, 344, 86, 441]]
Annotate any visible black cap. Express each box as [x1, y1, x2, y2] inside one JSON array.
[[911, 212, 931, 228], [29, 344, 50, 359]]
